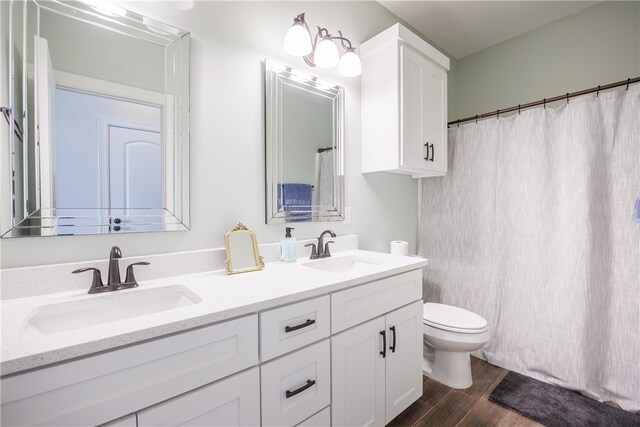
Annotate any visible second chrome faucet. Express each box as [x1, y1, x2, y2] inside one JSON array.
[[73, 246, 149, 294], [305, 230, 337, 260]]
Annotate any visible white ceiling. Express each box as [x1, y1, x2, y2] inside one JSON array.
[[378, 1, 599, 59]]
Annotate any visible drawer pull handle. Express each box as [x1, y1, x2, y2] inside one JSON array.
[[390, 326, 397, 353], [285, 318, 316, 333], [285, 379, 316, 398], [380, 330, 386, 358]]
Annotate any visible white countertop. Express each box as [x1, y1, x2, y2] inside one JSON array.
[[1, 250, 427, 376]]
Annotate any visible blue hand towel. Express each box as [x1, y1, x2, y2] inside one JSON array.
[[633, 193, 640, 223], [278, 183, 313, 221]]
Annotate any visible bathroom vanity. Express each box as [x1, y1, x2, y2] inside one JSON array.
[[0, 250, 427, 427]]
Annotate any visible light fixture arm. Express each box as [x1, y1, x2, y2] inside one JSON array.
[[297, 18, 355, 68], [286, 13, 361, 76]]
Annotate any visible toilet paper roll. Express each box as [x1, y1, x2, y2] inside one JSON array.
[[390, 240, 409, 256]]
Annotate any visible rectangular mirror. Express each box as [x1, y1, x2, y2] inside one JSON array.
[[265, 60, 344, 223], [1, 0, 190, 237]]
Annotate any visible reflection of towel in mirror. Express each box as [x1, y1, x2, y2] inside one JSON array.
[[278, 183, 312, 221], [315, 151, 334, 208]]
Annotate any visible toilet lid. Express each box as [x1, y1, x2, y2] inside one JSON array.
[[423, 303, 488, 331]]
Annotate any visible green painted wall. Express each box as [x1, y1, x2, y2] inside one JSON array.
[[454, 1, 640, 120]]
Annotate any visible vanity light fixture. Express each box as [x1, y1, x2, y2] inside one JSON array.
[[283, 13, 362, 77]]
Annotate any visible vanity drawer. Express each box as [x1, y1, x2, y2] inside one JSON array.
[[260, 295, 330, 361], [296, 407, 331, 427], [1, 315, 258, 427], [137, 367, 260, 427], [260, 340, 331, 427], [331, 269, 422, 333]]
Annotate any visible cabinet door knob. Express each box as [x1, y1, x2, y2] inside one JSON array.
[[389, 326, 397, 353], [380, 330, 386, 358]]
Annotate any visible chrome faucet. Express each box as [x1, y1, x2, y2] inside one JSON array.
[[305, 230, 336, 260], [73, 246, 149, 294]]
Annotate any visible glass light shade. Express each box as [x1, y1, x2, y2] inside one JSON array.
[[338, 49, 362, 77], [283, 23, 312, 57], [314, 37, 340, 68]]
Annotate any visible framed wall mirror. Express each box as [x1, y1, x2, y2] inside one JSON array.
[[1, 0, 190, 237], [265, 60, 344, 223]]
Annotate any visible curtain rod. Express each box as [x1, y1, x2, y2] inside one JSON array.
[[448, 76, 640, 127]]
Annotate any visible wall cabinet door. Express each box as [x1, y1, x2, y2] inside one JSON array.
[[137, 367, 260, 427], [385, 301, 423, 422], [400, 45, 447, 177], [331, 316, 386, 427]]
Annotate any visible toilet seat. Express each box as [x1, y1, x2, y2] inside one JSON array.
[[423, 303, 488, 334]]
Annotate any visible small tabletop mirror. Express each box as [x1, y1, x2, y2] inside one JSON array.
[[224, 224, 265, 275]]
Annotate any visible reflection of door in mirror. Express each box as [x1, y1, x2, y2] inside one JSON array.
[[54, 89, 162, 210], [109, 127, 162, 209], [2, 0, 190, 237]]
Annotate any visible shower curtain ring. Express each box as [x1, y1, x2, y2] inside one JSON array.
[[566, 93, 570, 104], [518, 104, 521, 115], [543, 98, 546, 109], [626, 78, 630, 90], [497, 109, 500, 119], [475, 115, 479, 124], [596, 85, 600, 97]]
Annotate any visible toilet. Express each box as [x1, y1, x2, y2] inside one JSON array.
[[422, 303, 490, 389]]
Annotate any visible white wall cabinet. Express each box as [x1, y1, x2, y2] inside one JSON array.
[[331, 301, 423, 426], [362, 23, 450, 178]]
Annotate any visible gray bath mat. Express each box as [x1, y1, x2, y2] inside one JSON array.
[[489, 371, 640, 426]]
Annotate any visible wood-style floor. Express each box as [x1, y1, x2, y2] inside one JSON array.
[[388, 357, 543, 427]]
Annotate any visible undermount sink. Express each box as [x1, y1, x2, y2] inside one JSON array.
[[24, 285, 202, 335], [302, 255, 384, 274]]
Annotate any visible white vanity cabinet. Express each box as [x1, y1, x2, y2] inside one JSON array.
[[331, 301, 423, 426], [2, 266, 425, 427], [361, 23, 450, 178]]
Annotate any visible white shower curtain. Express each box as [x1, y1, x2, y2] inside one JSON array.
[[419, 86, 640, 411]]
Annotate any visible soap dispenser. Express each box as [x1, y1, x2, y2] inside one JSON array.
[[280, 227, 297, 262]]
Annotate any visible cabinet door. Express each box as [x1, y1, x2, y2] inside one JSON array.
[[137, 367, 260, 427], [331, 317, 386, 427], [385, 301, 424, 422], [423, 60, 447, 173], [400, 44, 447, 175]]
